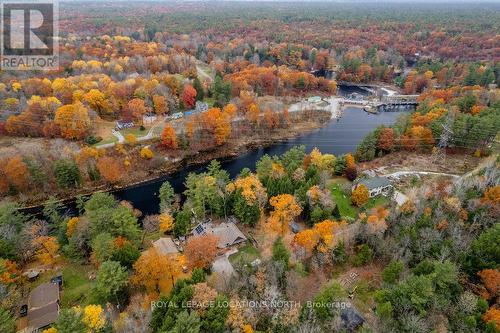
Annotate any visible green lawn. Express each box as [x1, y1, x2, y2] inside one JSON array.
[[60, 262, 96, 307], [204, 97, 216, 107], [93, 136, 117, 147], [229, 244, 260, 267], [329, 181, 390, 219], [327, 177, 352, 187], [330, 183, 357, 219], [365, 195, 390, 210], [120, 127, 148, 138]]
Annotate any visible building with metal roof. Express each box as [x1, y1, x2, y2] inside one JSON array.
[[153, 237, 179, 256], [27, 282, 60, 331], [352, 176, 393, 198], [192, 221, 247, 249]]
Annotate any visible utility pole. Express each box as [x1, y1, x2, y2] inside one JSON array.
[[432, 110, 454, 166]]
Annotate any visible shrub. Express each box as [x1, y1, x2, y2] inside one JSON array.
[[140, 146, 154, 159], [382, 260, 404, 284], [353, 244, 373, 266], [85, 135, 102, 145]]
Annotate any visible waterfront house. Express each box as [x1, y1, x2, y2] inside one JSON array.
[[352, 176, 393, 198], [192, 221, 247, 249], [153, 237, 180, 256], [27, 282, 60, 331], [307, 96, 322, 104], [115, 120, 134, 130]]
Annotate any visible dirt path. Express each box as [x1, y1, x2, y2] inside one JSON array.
[[383, 170, 461, 179], [196, 62, 213, 82]]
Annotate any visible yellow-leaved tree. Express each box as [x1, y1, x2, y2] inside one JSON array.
[[54, 102, 91, 140], [294, 220, 347, 256], [140, 147, 154, 159], [231, 174, 267, 207], [83, 304, 106, 332], [132, 248, 182, 298], [66, 217, 79, 238], [159, 214, 174, 234], [33, 236, 59, 265], [352, 184, 369, 207], [268, 194, 302, 235]]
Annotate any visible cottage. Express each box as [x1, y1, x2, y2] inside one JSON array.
[[153, 237, 179, 256], [115, 120, 134, 130], [171, 112, 184, 120], [307, 96, 322, 104], [352, 176, 393, 198], [27, 282, 60, 331], [192, 221, 247, 249], [195, 101, 209, 113]]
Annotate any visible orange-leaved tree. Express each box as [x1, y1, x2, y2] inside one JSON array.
[[3, 155, 30, 191], [182, 84, 197, 109], [0, 259, 20, 285], [184, 234, 218, 270], [478, 269, 500, 300], [128, 98, 147, 124], [483, 308, 500, 332], [153, 95, 168, 115], [161, 125, 178, 149], [294, 220, 347, 255], [345, 153, 356, 168], [377, 128, 395, 152], [97, 156, 124, 184]]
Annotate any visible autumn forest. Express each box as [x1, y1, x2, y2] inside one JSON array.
[[0, 1, 499, 333]]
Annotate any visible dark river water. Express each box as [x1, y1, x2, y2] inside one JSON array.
[[113, 105, 409, 216], [22, 86, 410, 217]]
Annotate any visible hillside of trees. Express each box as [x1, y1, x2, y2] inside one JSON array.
[[0, 2, 499, 333]]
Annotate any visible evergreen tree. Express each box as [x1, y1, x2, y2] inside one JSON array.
[[159, 181, 175, 213], [169, 311, 201, 333], [193, 77, 205, 101], [53, 159, 81, 189], [93, 260, 129, 304], [272, 237, 290, 269]]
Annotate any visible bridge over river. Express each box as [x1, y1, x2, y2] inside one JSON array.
[[374, 94, 419, 112]]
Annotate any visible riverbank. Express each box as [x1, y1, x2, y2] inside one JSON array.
[[17, 111, 332, 212]]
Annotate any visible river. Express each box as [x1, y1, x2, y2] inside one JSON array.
[[21, 86, 411, 217], [113, 105, 409, 216]]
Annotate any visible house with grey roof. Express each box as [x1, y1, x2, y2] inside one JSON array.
[[192, 221, 247, 249], [153, 237, 179, 256], [352, 176, 393, 198], [27, 282, 60, 331]]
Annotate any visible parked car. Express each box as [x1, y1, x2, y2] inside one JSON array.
[[19, 304, 28, 317]]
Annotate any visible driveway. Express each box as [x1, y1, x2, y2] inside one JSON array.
[[212, 256, 235, 277]]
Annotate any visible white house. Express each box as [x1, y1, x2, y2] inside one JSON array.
[[352, 176, 393, 198]]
